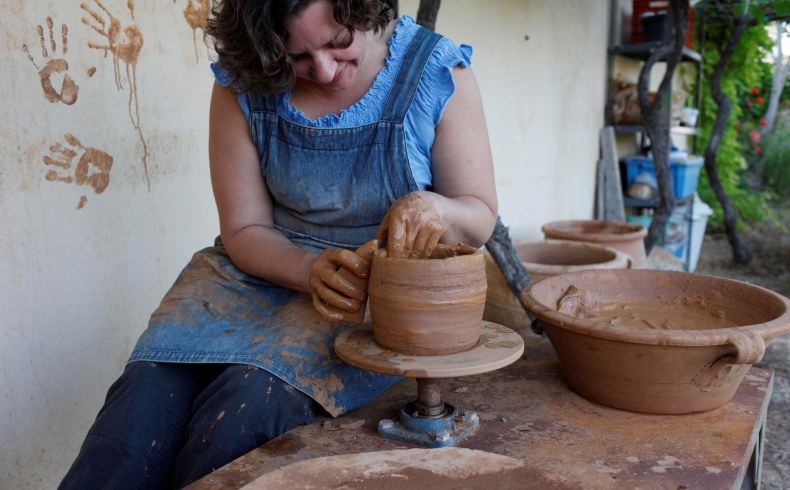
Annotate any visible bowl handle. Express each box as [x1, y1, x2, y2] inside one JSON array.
[[726, 329, 766, 365], [692, 330, 766, 389]]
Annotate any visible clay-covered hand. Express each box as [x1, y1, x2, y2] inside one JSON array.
[[309, 239, 379, 323], [376, 192, 446, 259]]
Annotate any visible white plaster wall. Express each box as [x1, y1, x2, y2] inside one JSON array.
[[1, 1, 217, 487], [1, 1, 607, 487], [400, 0, 608, 240]]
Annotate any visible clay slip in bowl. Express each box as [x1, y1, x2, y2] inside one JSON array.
[[521, 269, 790, 414], [369, 247, 486, 356]]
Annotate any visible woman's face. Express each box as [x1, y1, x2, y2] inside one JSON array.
[[284, 0, 368, 92]]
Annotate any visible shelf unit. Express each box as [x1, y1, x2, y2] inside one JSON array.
[[607, 37, 704, 152], [605, 2, 703, 270]]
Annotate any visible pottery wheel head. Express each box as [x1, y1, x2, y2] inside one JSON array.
[[334, 322, 524, 378]]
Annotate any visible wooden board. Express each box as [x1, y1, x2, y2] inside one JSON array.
[[597, 126, 626, 222], [239, 448, 529, 489]]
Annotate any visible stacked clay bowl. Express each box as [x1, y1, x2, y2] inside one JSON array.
[[541, 219, 648, 269], [368, 246, 486, 356], [483, 240, 630, 331], [521, 269, 790, 414]]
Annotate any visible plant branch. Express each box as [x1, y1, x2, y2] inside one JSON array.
[[416, 0, 441, 31], [638, 0, 689, 253], [704, 13, 754, 264]]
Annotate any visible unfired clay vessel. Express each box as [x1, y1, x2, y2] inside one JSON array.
[[368, 246, 486, 356], [541, 220, 648, 269], [521, 269, 790, 414], [483, 240, 630, 330]]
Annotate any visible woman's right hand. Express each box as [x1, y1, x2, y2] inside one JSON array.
[[375, 192, 447, 259], [309, 239, 379, 323]]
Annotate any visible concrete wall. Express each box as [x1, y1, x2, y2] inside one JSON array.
[[0, 1, 607, 487]]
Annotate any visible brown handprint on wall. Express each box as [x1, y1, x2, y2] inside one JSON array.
[[44, 133, 114, 209], [81, 0, 143, 96], [183, 0, 211, 62], [81, 0, 150, 191], [23, 17, 79, 105]]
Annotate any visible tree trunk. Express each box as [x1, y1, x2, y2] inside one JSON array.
[[416, 0, 441, 31], [704, 15, 753, 264], [638, 0, 688, 253], [484, 218, 540, 335], [764, 22, 790, 132]]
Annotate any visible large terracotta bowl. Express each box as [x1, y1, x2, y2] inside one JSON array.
[[521, 269, 790, 414], [484, 240, 630, 331], [369, 247, 486, 356], [541, 220, 648, 269]]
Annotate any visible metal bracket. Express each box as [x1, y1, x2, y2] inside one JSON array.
[[377, 402, 480, 448]]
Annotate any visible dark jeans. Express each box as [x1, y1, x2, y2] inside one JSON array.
[[59, 362, 325, 489]]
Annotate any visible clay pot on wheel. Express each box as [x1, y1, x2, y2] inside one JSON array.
[[521, 269, 790, 414], [541, 220, 648, 269], [368, 246, 486, 356]]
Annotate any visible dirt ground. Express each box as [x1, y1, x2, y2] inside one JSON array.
[[694, 200, 790, 489]]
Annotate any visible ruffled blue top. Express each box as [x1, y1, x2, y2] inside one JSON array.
[[211, 16, 472, 190]]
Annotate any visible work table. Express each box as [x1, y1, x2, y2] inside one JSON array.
[[189, 335, 772, 489]]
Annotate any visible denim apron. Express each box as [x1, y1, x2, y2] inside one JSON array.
[[129, 28, 442, 417]]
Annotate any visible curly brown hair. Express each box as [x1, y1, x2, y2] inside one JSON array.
[[205, 0, 394, 96]]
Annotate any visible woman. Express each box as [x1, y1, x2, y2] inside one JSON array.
[[60, 0, 496, 488]]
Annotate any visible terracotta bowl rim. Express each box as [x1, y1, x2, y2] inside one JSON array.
[[541, 219, 648, 242], [372, 247, 483, 263], [513, 239, 631, 270], [521, 269, 790, 347]]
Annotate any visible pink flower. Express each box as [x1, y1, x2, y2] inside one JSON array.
[[750, 130, 761, 143], [761, 119, 768, 127], [755, 146, 762, 154], [747, 100, 754, 107]]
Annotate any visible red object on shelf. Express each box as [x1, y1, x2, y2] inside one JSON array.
[[631, 0, 695, 48]]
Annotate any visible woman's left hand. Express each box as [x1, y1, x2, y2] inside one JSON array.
[[309, 239, 379, 323], [375, 192, 447, 259]]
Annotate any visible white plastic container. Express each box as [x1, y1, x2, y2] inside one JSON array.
[[667, 194, 713, 272]]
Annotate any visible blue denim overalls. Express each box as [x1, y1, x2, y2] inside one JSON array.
[[129, 27, 443, 418]]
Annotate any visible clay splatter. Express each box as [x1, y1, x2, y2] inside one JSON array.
[[182, 0, 211, 62], [81, 0, 150, 190], [43, 133, 114, 209], [650, 455, 682, 473], [209, 410, 226, 429], [22, 17, 79, 105]]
